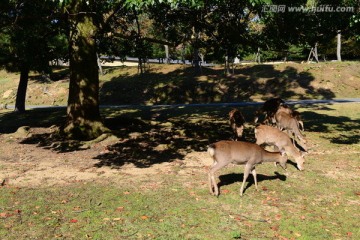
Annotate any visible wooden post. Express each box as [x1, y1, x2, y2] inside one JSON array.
[[314, 43, 319, 63], [307, 47, 313, 62]]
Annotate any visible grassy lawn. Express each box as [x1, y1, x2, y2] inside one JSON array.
[[1, 103, 359, 239], [1, 61, 360, 107]]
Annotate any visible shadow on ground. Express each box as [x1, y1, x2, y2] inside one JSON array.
[[302, 110, 360, 144], [100, 64, 335, 105], [218, 171, 287, 195], [1, 65, 358, 170]]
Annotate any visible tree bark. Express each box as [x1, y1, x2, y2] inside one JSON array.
[[64, 2, 109, 140], [193, 47, 201, 75], [337, 30, 342, 62], [14, 66, 29, 113], [164, 45, 169, 63]]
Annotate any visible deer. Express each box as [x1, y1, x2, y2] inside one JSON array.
[[229, 109, 246, 141], [274, 107, 307, 151], [208, 141, 287, 197], [254, 124, 306, 171], [254, 97, 285, 125], [275, 105, 304, 131]]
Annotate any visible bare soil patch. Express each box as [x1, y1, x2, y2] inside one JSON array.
[[0, 127, 210, 188]]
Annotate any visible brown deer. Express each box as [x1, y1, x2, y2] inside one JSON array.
[[274, 106, 307, 151], [275, 105, 304, 131], [229, 109, 246, 141], [254, 98, 285, 125], [208, 141, 287, 196], [254, 125, 306, 171]]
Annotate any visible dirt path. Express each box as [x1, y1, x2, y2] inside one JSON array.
[[0, 128, 211, 187]]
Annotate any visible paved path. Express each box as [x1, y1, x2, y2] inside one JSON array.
[[4, 98, 360, 110]]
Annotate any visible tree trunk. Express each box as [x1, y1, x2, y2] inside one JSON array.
[[337, 30, 342, 61], [64, 2, 109, 140], [193, 47, 201, 75], [97, 53, 103, 75], [14, 66, 29, 112], [164, 45, 169, 63], [225, 55, 230, 75]]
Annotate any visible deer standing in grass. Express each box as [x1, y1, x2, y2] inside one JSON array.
[[208, 141, 287, 196], [254, 125, 306, 171]]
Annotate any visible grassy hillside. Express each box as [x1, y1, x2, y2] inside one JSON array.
[[0, 61, 359, 107]]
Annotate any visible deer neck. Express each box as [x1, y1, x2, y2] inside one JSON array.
[[262, 151, 281, 163]]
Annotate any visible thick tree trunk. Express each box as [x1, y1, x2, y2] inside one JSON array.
[[14, 66, 29, 112], [337, 30, 342, 62], [64, 2, 109, 140]]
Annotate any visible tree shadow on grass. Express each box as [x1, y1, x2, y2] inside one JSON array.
[[3, 64, 356, 169], [302, 110, 360, 144], [93, 106, 233, 168], [218, 171, 287, 195], [2, 103, 358, 170], [99, 64, 334, 106]]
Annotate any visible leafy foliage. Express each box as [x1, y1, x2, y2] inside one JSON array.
[[0, 0, 66, 73]]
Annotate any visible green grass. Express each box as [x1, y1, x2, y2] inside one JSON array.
[[1, 61, 360, 106], [1, 103, 360, 239]]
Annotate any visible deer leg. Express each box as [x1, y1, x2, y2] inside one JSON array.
[[240, 164, 252, 196], [251, 167, 258, 191], [208, 161, 228, 196]]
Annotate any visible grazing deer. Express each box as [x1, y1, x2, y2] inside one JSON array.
[[275, 105, 304, 131], [254, 98, 285, 125], [274, 106, 307, 151], [229, 109, 246, 141], [254, 124, 306, 171], [208, 141, 287, 196]]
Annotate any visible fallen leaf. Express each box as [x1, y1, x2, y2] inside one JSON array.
[[275, 214, 282, 221], [0, 212, 8, 218], [262, 186, 268, 191], [300, 215, 306, 220], [270, 225, 279, 231], [140, 215, 149, 220], [222, 189, 230, 194], [115, 206, 124, 212], [347, 232, 352, 237], [123, 191, 130, 195], [113, 218, 121, 221]]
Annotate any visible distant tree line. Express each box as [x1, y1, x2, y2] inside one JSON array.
[[0, 0, 359, 140]]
